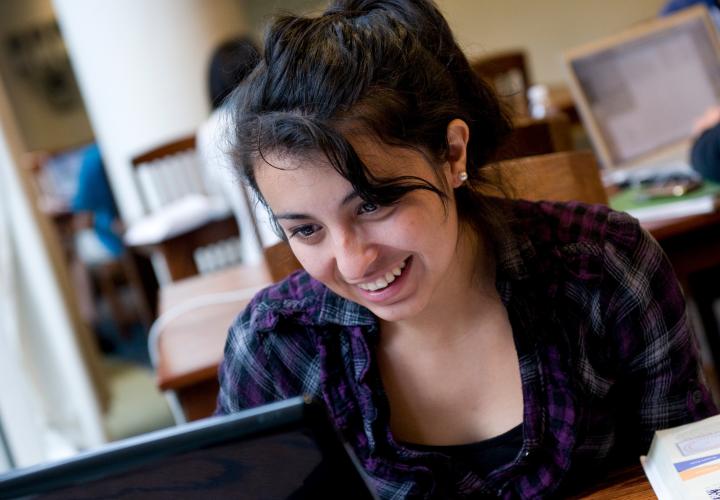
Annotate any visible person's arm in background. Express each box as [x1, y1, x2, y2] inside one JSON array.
[[72, 144, 124, 256], [691, 106, 720, 183]]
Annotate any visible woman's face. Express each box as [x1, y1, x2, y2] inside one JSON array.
[[255, 126, 469, 322]]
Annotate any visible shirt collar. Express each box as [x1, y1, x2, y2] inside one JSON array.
[[248, 271, 376, 331], [317, 284, 376, 326], [492, 201, 538, 283]]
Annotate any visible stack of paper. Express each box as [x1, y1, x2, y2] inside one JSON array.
[[642, 414, 720, 499], [610, 181, 720, 222]]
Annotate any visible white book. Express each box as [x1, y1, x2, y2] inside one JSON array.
[[642, 414, 720, 499]]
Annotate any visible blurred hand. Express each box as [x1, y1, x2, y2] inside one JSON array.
[[72, 212, 94, 231], [692, 105, 720, 136], [112, 218, 126, 235]]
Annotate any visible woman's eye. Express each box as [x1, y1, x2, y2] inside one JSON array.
[[288, 224, 320, 239], [358, 202, 379, 215]]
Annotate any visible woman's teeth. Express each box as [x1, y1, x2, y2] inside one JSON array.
[[358, 260, 407, 292]]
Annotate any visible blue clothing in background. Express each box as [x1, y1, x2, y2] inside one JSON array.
[[661, 0, 720, 29], [71, 143, 124, 257], [661, 0, 716, 14]]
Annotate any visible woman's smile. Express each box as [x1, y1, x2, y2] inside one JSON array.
[[353, 256, 411, 303], [355, 257, 407, 292]]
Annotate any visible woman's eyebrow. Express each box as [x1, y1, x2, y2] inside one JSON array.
[[275, 212, 311, 221], [275, 190, 360, 221], [340, 190, 360, 207]]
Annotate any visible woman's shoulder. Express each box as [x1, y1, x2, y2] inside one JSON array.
[[219, 270, 328, 403], [231, 269, 329, 336], [218, 270, 333, 412], [508, 198, 646, 256], [227, 267, 373, 346]]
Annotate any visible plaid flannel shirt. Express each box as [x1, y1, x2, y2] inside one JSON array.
[[216, 199, 717, 499]]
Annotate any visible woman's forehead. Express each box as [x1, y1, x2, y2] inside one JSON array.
[[254, 157, 353, 216], [255, 138, 434, 179], [254, 150, 340, 191]]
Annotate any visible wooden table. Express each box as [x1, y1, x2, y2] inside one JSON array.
[[571, 465, 655, 499], [156, 262, 271, 420]]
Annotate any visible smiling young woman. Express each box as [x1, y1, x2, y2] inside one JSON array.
[[214, 1, 717, 498]]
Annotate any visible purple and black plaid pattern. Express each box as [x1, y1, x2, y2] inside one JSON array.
[[216, 199, 717, 499]]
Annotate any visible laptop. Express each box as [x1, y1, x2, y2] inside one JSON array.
[[564, 5, 720, 183], [0, 397, 378, 500]]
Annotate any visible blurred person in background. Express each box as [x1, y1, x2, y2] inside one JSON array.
[[72, 142, 123, 265], [660, 1, 720, 182], [197, 36, 281, 265], [72, 143, 151, 362]]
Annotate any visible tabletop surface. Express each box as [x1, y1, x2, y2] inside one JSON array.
[[643, 208, 720, 242], [571, 465, 656, 499], [156, 262, 271, 390]]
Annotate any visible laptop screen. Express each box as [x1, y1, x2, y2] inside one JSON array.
[[566, 6, 720, 169], [0, 397, 378, 500]]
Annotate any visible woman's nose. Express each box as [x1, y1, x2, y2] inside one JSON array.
[[333, 232, 377, 281]]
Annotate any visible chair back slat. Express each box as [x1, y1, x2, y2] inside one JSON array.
[[136, 163, 163, 212], [133, 146, 207, 212], [263, 241, 303, 282], [132, 136, 196, 165], [493, 114, 573, 162], [488, 150, 608, 205]]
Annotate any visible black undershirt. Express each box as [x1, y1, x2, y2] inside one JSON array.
[[407, 423, 524, 478]]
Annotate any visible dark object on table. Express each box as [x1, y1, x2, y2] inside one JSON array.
[[0, 397, 378, 500]]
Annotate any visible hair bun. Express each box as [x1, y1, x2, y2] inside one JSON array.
[[326, 1, 450, 59], [326, 0, 432, 25], [325, 0, 395, 16]]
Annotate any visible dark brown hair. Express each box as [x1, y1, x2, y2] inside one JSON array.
[[209, 36, 261, 110], [228, 0, 512, 239]]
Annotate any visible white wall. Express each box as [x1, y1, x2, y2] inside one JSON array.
[[244, 0, 326, 38], [53, 0, 248, 222], [436, 0, 667, 85]]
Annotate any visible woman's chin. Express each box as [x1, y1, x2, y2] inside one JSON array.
[[362, 299, 426, 323]]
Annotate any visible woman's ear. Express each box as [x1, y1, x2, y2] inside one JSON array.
[[446, 119, 470, 188]]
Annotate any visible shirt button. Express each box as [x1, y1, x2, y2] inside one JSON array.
[[693, 390, 704, 404], [524, 450, 530, 457]]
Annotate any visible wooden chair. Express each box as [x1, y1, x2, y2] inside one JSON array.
[[127, 135, 241, 281], [132, 136, 204, 211], [471, 50, 530, 118], [486, 150, 608, 205], [263, 241, 303, 282], [493, 113, 574, 162]]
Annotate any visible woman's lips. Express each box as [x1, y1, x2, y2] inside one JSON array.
[[355, 256, 412, 303], [357, 258, 407, 291]]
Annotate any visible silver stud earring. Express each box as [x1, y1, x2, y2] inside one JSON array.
[[458, 171, 468, 183]]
